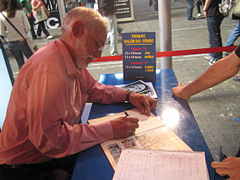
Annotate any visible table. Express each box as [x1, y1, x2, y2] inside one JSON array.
[[71, 69, 216, 180]]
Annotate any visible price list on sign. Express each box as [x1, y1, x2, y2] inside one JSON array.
[[122, 32, 156, 81]]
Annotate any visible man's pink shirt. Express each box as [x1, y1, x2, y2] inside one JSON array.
[[0, 40, 128, 164]]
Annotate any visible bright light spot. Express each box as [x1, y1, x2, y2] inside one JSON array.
[[114, 73, 123, 79], [162, 108, 180, 128]]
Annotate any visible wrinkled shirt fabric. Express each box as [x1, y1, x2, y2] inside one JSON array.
[[0, 39, 128, 164]]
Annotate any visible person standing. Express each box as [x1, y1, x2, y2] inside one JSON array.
[[31, 0, 53, 39], [203, 0, 224, 65], [0, 0, 33, 70], [98, 0, 119, 56], [224, 20, 240, 47], [186, 0, 196, 20], [19, 0, 37, 39], [224, 18, 240, 82], [196, 0, 203, 17]]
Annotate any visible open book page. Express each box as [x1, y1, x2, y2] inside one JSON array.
[[113, 149, 209, 180], [88, 108, 163, 135], [101, 126, 191, 169], [88, 108, 191, 170]]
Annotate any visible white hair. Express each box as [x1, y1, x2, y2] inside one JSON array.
[[61, 7, 108, 33]]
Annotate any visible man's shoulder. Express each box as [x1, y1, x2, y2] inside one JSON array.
[[30, 42, 61, 67]]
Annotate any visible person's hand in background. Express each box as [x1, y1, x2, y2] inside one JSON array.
[[211, 157, 240, 180]]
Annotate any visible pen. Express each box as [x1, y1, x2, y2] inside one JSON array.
[[218, 146, 229, 180], [123, 109, 129, 116], [219, 145, 227, 162]]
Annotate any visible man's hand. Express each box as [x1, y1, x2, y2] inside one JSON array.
[[172, 82, 190, 100], [211, 157, 240, 180], [128, 92, 157, 116], [111, 116, 139, 139], [203, 10, 207, 18]]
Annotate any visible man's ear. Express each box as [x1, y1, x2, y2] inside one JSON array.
[[72, 21, 85, 38]]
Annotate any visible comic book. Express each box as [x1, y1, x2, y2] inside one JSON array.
[[88, 108, 191, 169]]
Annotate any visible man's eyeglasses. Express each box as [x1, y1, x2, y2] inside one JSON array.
[[90, 31, 104, 52]]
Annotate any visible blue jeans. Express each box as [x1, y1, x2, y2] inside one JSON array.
[[206, 16, 224, 59], [224, 20, 240, 46], [8, 41, 33, 69], [186, 0, 194, 19]]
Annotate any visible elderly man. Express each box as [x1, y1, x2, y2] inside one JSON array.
[[172, 45, 240, 179], [0, 7, 156, 179]]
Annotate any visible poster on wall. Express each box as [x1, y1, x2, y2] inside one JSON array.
[[122, 32, 156, 82], [114, 0, 134, 22], [43, 0, 61, 29]]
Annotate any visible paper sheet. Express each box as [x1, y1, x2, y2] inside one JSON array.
[[113, 149, 209, 180], [88, 108, 163, 134]]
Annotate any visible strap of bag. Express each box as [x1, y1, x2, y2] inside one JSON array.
[[1, 12, 26, 41]]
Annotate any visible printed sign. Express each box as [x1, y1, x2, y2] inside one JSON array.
[[122, 32, 156, 81], [114, 0, 134, 22]]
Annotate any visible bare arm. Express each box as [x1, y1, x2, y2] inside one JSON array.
[[203, 0, 212, 11], [172, 52, 240, 100], [203, 0, 212, 17]]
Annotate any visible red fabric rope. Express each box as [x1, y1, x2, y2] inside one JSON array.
[[92, 46, 237, 63]]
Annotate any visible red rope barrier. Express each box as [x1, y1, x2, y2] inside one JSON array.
[[92, 46, 237, 63]]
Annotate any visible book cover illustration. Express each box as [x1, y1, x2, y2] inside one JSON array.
[[117, 80, 157, 98]]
